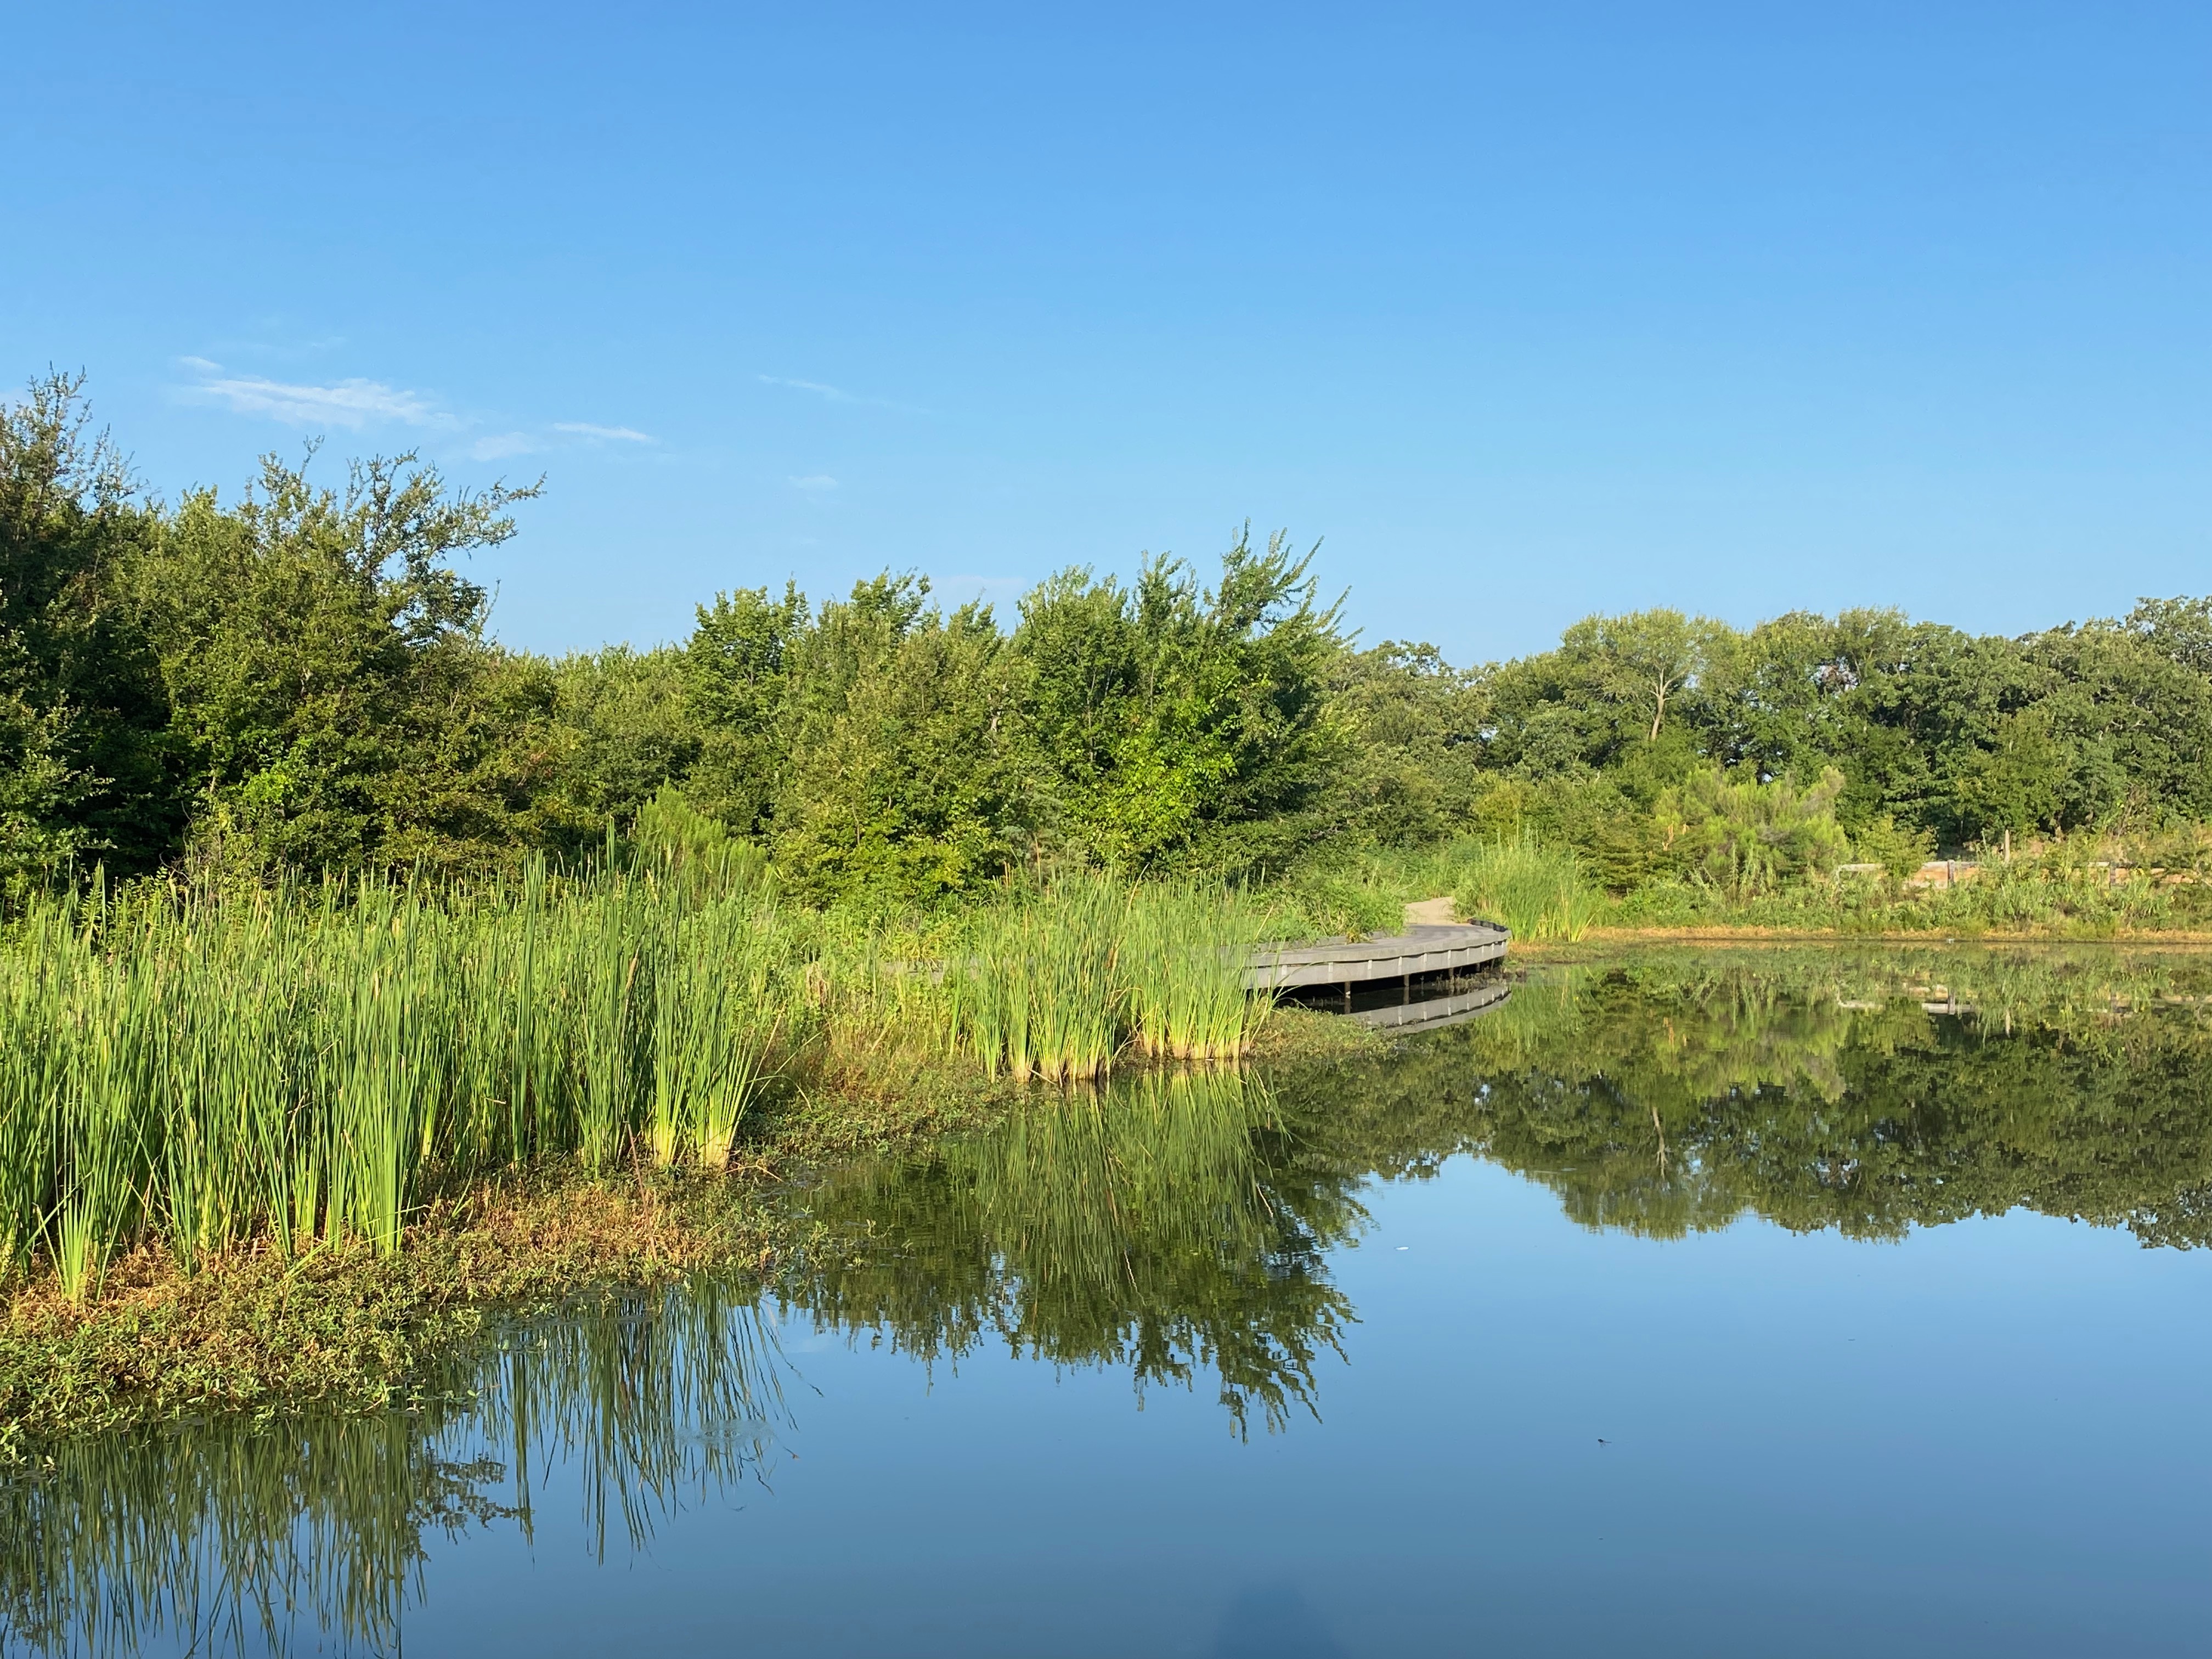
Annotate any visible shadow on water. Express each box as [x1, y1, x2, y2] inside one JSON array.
[[4, 945, 2210, 1653]]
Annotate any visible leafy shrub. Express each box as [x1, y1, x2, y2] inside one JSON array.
[[1659, 768, 1849, 900], [1845, 814, 1935, 879]]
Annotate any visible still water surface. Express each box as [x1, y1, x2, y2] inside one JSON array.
[[7, 949, 2209, 1657]]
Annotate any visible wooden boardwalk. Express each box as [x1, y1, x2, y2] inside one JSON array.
[[1242, 921, 1510, 992]]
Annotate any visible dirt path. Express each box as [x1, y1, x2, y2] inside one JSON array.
[[1403, 895, 1458, 927]]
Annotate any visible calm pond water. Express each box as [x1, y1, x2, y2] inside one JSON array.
[[5, 948, 2208, 1658]]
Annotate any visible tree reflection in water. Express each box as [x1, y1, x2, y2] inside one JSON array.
[[5, 946, 2208, 1654], [782, 1066, 1357, 1436], [1292, 947, 2212, 1245]]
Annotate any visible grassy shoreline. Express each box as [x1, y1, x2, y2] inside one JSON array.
[[16, 866, 2207, 1453], [1282, 833, 2212, 946], [1513, 926, 2212, 956], [0, 1007, 1370, 1455]]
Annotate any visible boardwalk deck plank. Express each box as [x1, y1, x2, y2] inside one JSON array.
[[1242, 922, 1510, 990]]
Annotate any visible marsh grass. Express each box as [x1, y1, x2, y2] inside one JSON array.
[[1453, 837, 1604, 942], [950, 875, 1124, 1084], [1122, 882, 1268, 1060], [0, 864, 819, 1303], [945, 876, 1272, 1081], [0, 862, 1278, 1304]]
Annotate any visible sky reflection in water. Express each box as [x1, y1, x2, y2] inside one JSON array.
[[5, 948, 2208, 1657]]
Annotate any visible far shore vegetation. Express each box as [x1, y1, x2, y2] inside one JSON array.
[[4, 372, 2211, 1437]]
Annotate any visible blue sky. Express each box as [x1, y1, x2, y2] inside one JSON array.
[[4, 2, 2205, 663]]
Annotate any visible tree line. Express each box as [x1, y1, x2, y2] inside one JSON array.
[[5, 374, 2209, 904]]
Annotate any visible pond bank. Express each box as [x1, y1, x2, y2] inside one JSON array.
[[1513, 926, 2212, 960], [0, 1009, 1374, 1454]]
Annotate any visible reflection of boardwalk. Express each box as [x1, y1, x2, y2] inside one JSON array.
[[1243, 922, 1510, 991], [1346, 977, 1512, 1033]]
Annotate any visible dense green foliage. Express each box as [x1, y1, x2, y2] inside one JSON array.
[[5, 376, 2209, 912]]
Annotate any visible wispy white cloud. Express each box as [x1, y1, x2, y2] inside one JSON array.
[[757, 374, 928, 415], [554, 421, 657, 443], [470, 432, 541, 461], [176, 357, 668, 462], [759, 374, 858, 403], [179, 360, 456, 431], [788, 474, 839, 494]]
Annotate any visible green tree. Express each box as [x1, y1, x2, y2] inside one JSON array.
[[129, 447, 539, 872], [0, 375, 178, 884], [681, 582, 806, 837], [2019, 620, 2212, 828], [771, 576, 1032, 904], [2124, 595, 2212, 680], [1560, 608, 1726, 743], [540, 646, 702, 835], [1326, 641, 1489, 846], [1015, 527, 1351, 874]]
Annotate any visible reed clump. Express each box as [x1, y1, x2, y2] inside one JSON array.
[[944, 874, 1271, 1082], [0, 863, 812, 1305], [1122, 881, 1268, 1060], [1453, 837, 1604, 943], [0, 862, 1279, 1307]]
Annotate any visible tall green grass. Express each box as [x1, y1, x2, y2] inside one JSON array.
[[1122, 882, 1267, 1060], [1453, 837, 1605, 942], [945, 876, 1270, 1081], [0, 865, 813, 1299], [0, 863, 1278, 1298]]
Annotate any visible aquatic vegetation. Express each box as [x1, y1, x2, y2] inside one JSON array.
[[1452, 836, 1603, 942], [0, 867, 814, 1297], [4, 947, 2208, 1655], [944, 875, 1272, 1082], [0, 864, 1280, 1299], [1121, 882, 1268, 1061], [949, 875, 1124, 1084]]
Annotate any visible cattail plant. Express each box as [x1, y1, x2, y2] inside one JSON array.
[[0, 850, 1280, 1294]]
